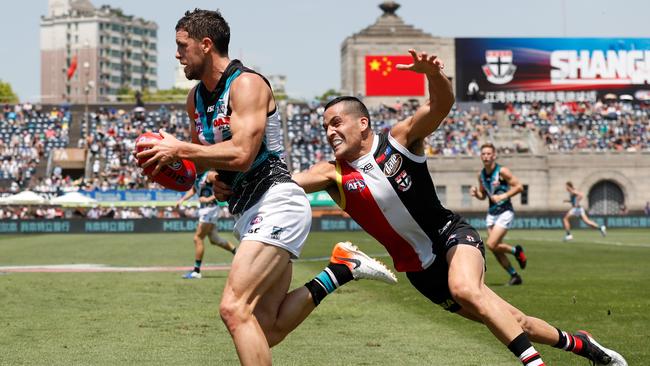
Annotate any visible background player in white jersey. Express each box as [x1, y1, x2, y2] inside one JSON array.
[[470, 144, 527, 286], [136, 9, 396, 365], [563, 181, 607, 241], [288, 50, 625, 366], [176, 170, 236, 279]]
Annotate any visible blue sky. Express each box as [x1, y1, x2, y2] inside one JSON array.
[[1, 0, 648, 102]]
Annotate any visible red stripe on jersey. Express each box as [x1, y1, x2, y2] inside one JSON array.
[[336, 160, 423, 272]]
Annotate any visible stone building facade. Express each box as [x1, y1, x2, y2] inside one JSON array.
[[427, 152, 650, 214], [340, 1, 454, 107]]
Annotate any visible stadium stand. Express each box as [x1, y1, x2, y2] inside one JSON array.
[[506, 100, 650, 152], [285, 100, 499, 171], [1, 96, 648, 218], [1, 103, 70, 190]]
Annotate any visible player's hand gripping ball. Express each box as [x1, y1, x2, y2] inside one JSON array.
[[135, 132, 196, 191]]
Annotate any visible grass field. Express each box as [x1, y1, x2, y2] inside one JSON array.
[[1, 228, 649, 365]]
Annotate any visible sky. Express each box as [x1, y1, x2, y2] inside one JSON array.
[[1, 0, 649, 102]]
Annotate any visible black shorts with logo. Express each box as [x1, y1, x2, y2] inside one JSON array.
[[405, 214, 485, 313]]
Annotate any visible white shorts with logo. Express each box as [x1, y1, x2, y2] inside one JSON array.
[[486, 210, 514, 230], [198, 206, 220, 224], [233, 183, 311, 259], [568, 207, 585, 217]]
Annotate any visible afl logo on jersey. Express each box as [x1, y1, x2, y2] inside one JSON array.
[[345, 178, 366, 192], [383, 154, 402, 177]]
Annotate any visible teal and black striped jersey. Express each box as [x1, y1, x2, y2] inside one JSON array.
[[194, 172, 217, 208], [192, 60, 291, 215], [480, 163, 514, 215]]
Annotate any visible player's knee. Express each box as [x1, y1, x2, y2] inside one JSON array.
[[219, 297, 250, 334], [209, 232, 227, 246], [486, 240, 499, 251], [449, 283, 485, 313], [193, 234, 203, 243], [514, 313, 531, 333]]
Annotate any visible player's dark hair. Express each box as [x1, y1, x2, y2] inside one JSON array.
[[176, 9, 230, 56], [324, 96, 371, 127], [480, 143, 496, 152], [566, 181, 574, 188]]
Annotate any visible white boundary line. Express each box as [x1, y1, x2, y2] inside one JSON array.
[[506, 236, 650, 248]]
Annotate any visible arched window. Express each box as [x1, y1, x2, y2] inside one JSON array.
[[588, 180, 624, 215]]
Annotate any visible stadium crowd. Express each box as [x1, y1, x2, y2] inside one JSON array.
[[286, 100, 498, 172], [1, 103, 70, 190], [0, 203, 216, 220], [80, 106, 192, 191], [1, 96, 648, 219], [506, 99, 650, 152]]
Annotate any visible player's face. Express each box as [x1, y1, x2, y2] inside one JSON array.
[[323, 104, 364, 161], [480, 147, 496, 167], [175, 30, 205, 80]]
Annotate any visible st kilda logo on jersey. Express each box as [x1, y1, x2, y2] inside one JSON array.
[[394, 170, 412, 192]]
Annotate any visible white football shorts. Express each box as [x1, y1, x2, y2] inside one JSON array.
[[233, 183, 311, 259], [486, 210, 515, 230], [568, 207, 585, 217], [198, 206, 220, 224]]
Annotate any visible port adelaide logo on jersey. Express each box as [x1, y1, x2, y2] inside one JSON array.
[[344, 178, 366, 192], [383, 153, 402, 177]]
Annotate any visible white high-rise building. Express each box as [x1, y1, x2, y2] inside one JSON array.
[[40, 0, 158, 103]]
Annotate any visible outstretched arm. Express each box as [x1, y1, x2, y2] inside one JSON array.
[[390, 49, 455, 151], [177, 186, 196, 207], [292, 161, 337, 194], [292, 161, 342, 206]]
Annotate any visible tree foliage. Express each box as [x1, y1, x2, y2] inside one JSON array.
[[0, 79, 19, 104], [317, 88, 340, 102], [116, 87, 190, 103]]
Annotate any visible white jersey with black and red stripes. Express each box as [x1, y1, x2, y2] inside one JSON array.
[[335, 131, 454, 272]]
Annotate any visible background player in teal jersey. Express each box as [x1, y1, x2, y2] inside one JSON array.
[[176, 170, 236, 279], [471, 143, 527, 285], [563, 181, 606, 241]]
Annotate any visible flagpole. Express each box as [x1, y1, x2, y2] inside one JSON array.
[[562, 0, 567, 37]]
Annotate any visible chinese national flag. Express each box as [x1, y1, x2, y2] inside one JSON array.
[[365, 55, 425, 96], [67, 55, 78, 80]]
